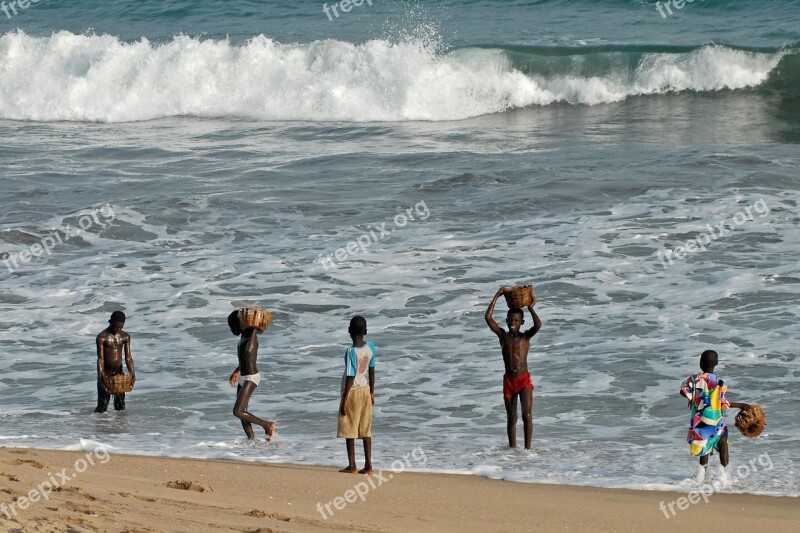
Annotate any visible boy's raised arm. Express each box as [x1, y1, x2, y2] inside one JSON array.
[[245, 331, 259, 357], [485, 288, 506, 339], [524, 304, 542, 339]]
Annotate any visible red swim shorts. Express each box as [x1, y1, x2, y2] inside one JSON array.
[[503, 372, 534, 398]]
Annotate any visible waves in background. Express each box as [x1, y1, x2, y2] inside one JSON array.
[[0, 31, 797, 122]]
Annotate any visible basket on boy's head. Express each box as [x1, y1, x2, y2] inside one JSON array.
[[503, 285, 535, 308], [238, 307, 272, 333]]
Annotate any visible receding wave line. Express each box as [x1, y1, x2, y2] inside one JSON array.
[[0, 31, 795, 123]]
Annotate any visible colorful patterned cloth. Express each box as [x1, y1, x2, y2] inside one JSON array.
[[680, 372, 731, 457]]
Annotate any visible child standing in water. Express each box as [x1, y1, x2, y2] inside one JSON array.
[[338, 316, 376, 474], [95, 311, 135, 413], [228, 311, 276, 440], [485, 287, 542, 450], [680, 349, 750, 483]]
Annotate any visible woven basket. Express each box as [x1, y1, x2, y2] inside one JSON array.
[[735, 404, 766, 438], [102, 373, 133, 394], [239, 307, 272, 333], [503, 285, 534, 308]]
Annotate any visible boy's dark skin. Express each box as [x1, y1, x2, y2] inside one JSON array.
[[95, 311, 135, 413], [692, 350, 749, 468], [486, 288, 541, 450], [228, 312, 275, 440], [339, 320, 375, 474]]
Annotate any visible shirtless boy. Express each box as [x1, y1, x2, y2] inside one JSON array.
[[485, 288, 542, 449], [95, 311, 135, 413], [227, 311, 275, 440]]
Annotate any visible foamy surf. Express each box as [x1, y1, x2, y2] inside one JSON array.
[[0, 31, 791, 123], [60, 439, 115, 453]]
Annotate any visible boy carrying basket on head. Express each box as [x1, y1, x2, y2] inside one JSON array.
[[486, 287, 542, 449]]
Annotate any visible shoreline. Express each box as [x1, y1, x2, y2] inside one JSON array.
[[2, 446, 799, 532], [1, 443, 796, 498]]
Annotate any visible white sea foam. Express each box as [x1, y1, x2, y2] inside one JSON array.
[[0, 409, 72, 417], [60, 439, 115, 452], [0, 31, 785, 122]]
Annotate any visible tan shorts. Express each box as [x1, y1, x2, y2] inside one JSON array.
[[337, 386, 372, 439]]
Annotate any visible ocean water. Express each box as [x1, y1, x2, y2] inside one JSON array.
[[1, 0, 798, 497]]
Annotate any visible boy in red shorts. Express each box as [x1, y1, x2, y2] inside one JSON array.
[[485, 287, 542, 449]]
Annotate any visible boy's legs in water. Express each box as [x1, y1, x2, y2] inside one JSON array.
[[504, 393, 518, 448], [716, 437, 731, 482], [699, 436, 729, 467], [520, 388, 533, 450], [95, 368, 125, 413], [236, 384, 253, 438], [95, 378, 110, 413], [113, 392, 125, 411], [697, 435, 730, 483], [718, 437, 729, 466], [233, 381, 275, 440]]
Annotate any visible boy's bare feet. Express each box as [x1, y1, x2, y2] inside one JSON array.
[[358, 467, 374, 475], [339, 467, 358, 474], [263, 421, 276, 440]]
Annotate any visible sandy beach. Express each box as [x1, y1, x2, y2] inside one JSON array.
[[0, 447, 797, 533]]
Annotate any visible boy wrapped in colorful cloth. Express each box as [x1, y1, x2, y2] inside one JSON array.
[[681, 371, 729, 457], [680, 350, 750, 483]]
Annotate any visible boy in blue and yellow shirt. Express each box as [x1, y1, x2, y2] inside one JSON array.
[[338, 316, 376, 474]]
